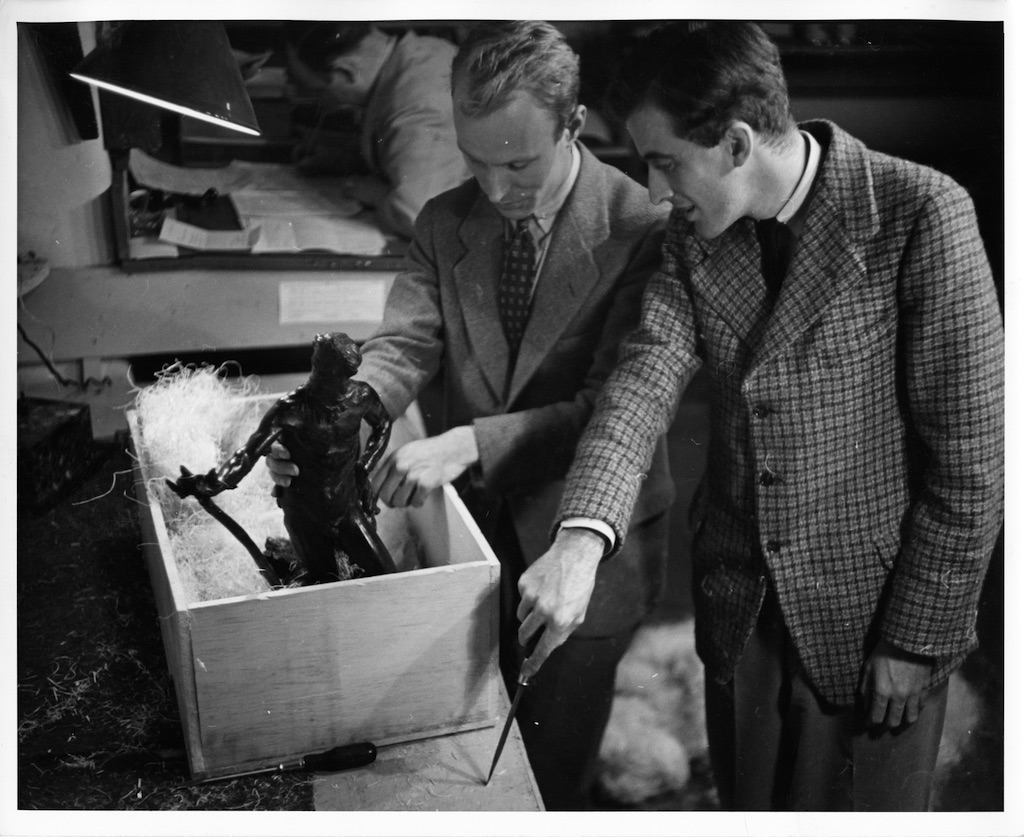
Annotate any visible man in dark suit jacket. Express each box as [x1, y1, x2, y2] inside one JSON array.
[[269, 21, 671, 809], [519, 22, 1004, 811]]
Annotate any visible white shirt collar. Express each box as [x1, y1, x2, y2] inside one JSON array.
[[530, 142, 581, 234], [776, 130, 821, 225]]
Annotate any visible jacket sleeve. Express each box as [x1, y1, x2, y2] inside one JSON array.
[[878, 183, 1004, 662], [553, 227, 703, 550], [470, 215, 668, 497], [355, 208, 446, 422], [374, 51, 469, 238]]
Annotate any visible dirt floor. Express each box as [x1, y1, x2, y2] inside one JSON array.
[[16, 433, 1005, 814], [17, 438, 312, 811]]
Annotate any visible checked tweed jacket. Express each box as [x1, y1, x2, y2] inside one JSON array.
[[357, 143, 674, 637], [558, 121, 1004, 707]]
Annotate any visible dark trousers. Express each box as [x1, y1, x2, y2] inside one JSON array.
[[488, 500, 662, 810], [705, 594, 948, 811]]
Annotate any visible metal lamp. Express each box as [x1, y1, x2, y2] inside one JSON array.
[[70, 21, 260, 137]]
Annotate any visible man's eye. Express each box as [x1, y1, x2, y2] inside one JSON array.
[[507, 162, 528, 172]]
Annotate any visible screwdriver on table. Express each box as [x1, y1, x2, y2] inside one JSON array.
[[193, 742, 377, 785], [485, 628, 544, 784]]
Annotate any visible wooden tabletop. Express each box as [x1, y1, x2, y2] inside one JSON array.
[[312, 682, 544, 811]]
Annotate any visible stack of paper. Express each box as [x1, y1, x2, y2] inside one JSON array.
[[131, 151, 388, 257]]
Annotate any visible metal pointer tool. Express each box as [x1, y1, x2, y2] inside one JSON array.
[[485, 628, 544, 784]]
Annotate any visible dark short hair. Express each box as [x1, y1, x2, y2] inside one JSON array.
[[291, 22, 373, 73], [605, 21, 794, 147], [451, 21, 580, 136]]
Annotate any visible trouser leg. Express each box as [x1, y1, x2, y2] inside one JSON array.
[[848, 680, 948, 811], [782, 661, 948, 810], [704, 593, 787, 810], [490, 501, 637, 810], [516, 631, 633, 810], [706, 592, 949, 811]]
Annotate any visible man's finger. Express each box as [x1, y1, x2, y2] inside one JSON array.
[[376, 462, 408, 505], [388, 475, 418, 508], [903, 693, 921, 726], [517, 609, 545, 648], [520, 627, 557, 681], [869, 692, 889, 726], [410, 484, 430, 508], [269, 442, 292, 460], [269, 471, 292, 488], [370, 453, 395, 492], [884, 698, 906, 730]]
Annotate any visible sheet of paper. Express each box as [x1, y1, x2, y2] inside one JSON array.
[[279, 279, 388, 325], [225, 160, 351, 193], [130, 149, 253, 195], [158, 217, 258, 251], [128, 237, 180, 259], [231, 190, 361, 217], [250, 216, 387, 255]]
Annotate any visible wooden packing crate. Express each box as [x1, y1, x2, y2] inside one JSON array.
[[128, 402, 500, 780]]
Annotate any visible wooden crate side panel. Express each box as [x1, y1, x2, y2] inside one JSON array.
[[187, 562, 497, 773], [406, 484, 501, 571], [442, 484, 500, 568], [406, 485, 450, 568], [128, 415, 207, 774]]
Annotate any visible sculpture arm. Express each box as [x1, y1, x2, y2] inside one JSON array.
[[358, 384, 392, 475], [173, 401, 289, 498]]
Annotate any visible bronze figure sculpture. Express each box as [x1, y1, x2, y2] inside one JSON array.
[[169, 332, 397, 586]]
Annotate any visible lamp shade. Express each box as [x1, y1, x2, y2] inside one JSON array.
[[70, 21, 260, 136]]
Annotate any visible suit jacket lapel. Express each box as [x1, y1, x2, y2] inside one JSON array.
[[750, 205, 866, 372], [452, 193, 509, 403], [750, 122, 880, 374], [686, 222, 769, 356]]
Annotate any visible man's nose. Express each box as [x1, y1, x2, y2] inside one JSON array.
[[647, 169, 674, 206], [478, 168, 512, 203]]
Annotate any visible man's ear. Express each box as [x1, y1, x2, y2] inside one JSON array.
[[725, 122, 754, 168], [328, 56, 358, 85], [564, 104, 588, 143]]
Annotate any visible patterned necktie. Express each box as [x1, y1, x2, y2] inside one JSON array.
[[499, 219, 537, 357], [755, 218, 795, 302]]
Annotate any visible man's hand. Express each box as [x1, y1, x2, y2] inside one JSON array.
[[858, 637, 934, 729], [266, 442, 299, 488], [516, 527, 605, 680], [372, 426, 479, 508]]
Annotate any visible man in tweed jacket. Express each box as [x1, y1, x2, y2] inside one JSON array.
[[517, 22, 1003, 810]]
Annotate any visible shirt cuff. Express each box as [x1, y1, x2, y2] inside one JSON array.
[[559, 517, 616, 557]]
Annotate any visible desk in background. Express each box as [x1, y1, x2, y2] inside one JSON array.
[[17, 265, 400, 439]]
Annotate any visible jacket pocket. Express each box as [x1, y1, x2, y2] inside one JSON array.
[[807, 298, 896, 368], [873, 527, 903, 572]]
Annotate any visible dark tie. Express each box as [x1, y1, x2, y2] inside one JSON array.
[[499, 219, 537, 358], [755, 218, 795, 301]]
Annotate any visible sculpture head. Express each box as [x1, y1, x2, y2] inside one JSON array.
[[310, 332, 361, 383]]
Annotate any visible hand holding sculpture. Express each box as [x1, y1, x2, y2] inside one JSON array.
[[171, 332, 397, 585]]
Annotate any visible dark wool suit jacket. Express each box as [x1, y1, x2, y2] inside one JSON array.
[[558, 121, 1004, 706], [357, 143, 674, 636]]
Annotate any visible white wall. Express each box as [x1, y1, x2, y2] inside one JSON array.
[[17, 22, 114, 268]]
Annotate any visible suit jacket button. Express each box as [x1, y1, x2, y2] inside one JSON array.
[[759, 471, 776, 486], [752, 404, 770, 419], [766, 540, 782, 554]]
